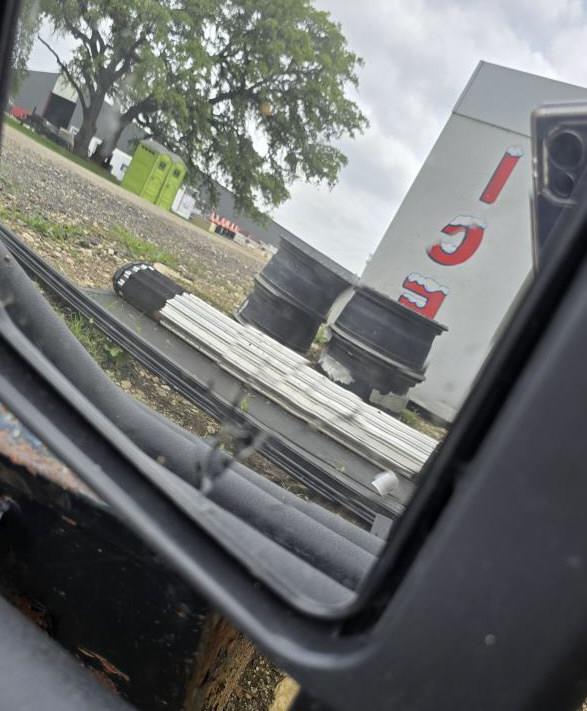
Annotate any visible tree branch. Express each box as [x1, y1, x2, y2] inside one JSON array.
[[107, 32, 149, 82], [208, 76, 265, 106], [121, 94, 157, 122], [94, 28, 106, 55], [52, 9, 98, 90], [37, 35, 87, 110], [89, 27, 102, 57], [208, 60, 303, 106], [61, 7, 93, 50], [208, 89, 230, 106]]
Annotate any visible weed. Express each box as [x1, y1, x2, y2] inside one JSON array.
[[398, 407, 447, 440], [0, 205, 79, 243], [65, 312, 128, 372], [398, 408, 421, 429], [239, 394, 250, 413], [314, 324, 331, 346], [110, 224, 178, 268]]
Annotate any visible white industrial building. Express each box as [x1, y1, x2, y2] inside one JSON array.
[[358, 62, 587, 421]]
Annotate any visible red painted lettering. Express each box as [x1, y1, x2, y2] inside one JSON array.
[[399, 273, 448, 320], [427, 215, 486, 266], [480, 146, 523, 204]]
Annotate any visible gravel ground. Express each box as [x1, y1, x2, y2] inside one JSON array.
[[0, 125, 266, 313]]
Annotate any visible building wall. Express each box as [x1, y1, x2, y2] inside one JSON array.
[[43, 93, 76, 128], [359, 62, 587, 421], [10, 70, 58, 114], [205, 182, 296, 249]]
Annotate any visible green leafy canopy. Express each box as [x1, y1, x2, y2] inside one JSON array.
[[39, 0, 369, 218]]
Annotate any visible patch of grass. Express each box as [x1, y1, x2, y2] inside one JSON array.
[[65, 312, 129, 372], [110, 224, 178, 268], [398, 408, 422, 429], [190, 214, 212, 231], [4, 115, 119, 184], [398, 407, 447, 441], [314, 324, 331, 346], [0, 205, 80, 243]]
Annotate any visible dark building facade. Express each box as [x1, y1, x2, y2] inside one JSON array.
[[208, 183, 296, 248], [11, 70, 147, 155]]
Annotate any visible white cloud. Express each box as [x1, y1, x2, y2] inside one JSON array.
[[273, 0, 587, 272]]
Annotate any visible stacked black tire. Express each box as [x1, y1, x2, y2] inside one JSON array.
[[236, 235, 355, 353], [323, 286, 447, 409], [113, 259, 447, 413]]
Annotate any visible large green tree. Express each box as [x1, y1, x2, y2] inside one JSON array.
[[40, 0, 368, 216], [39, 0, 176, 156]]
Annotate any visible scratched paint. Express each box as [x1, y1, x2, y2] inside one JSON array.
[[0, 403, 98, 500], [78, 647, 131, 683]]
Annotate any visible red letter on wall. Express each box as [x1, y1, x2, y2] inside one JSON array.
[[480, 146, 523, 204], [427, 215, 486, 266], [399, 273, 448, 320]]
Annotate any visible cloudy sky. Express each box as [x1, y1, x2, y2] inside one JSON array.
[[28, 0, 587, 272]]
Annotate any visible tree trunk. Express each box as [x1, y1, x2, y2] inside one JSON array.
[[94, 96, 157, 163], [93, 116, 131, 163], [73, 120, 96, 158], [73, 92, 106, 158]]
